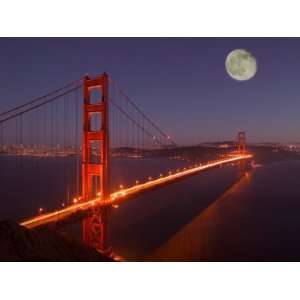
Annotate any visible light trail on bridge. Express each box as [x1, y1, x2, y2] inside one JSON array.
[[21, 154, 252, 229]]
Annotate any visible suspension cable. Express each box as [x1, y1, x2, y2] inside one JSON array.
[[109, 97, 164, 147], [110, 77, 176, 145], [0, 85, 82, 125], [0, 79, 82, 118]]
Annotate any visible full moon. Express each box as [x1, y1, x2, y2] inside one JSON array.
[[225, 49, 257, 81]]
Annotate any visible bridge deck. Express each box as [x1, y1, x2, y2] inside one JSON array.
[[21, 154, 252, 229]]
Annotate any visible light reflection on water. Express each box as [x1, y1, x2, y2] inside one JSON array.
[[147, 169, 254, 261], [2, 155, 300, 261], [147, 160, 300, 261], [109, 163, 241, 260]]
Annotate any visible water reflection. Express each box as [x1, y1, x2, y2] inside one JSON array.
[[147, 169, 254, 261], [148, 160, 300, 261], [109, 164, 242, 260], [3, 154, 300, 262]]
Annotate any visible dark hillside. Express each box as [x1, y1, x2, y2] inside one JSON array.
[[0, 221, 114, 262]]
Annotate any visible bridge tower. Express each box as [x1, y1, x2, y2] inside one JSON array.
[[82, 73, 110, 253], [237, 131, 246, 154]]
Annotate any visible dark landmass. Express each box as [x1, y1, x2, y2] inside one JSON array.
[[249, 145, 300, 164], [114, 143, 300, 164], [0, 221, 114, 262], [113, 144, 236, 162]]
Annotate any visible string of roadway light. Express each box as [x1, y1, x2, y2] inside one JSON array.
[[21, 153, 252, 229]]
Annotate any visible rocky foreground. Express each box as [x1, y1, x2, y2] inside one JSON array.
[[0, 221, 114, 261]]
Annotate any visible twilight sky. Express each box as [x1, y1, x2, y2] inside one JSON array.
[[0, 38, 299, 144]]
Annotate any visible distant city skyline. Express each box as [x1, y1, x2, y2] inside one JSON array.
[[0, 38, 300, 144]]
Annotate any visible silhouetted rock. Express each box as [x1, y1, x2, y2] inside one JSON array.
[[0, 221, 114, 261]]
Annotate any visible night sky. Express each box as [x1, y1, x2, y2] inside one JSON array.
[[0, 38, 299, 144]]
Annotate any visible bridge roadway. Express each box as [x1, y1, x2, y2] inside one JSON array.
[[21, 153, 252, 229]]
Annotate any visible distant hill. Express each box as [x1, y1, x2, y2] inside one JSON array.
[[0, 221, 114, 262]]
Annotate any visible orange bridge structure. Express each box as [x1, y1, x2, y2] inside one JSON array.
[[0, 73, 253, 254]]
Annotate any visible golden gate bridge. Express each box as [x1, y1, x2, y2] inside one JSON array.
[[0, 73, 252, 255]]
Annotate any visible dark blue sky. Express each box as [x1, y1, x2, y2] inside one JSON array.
[[0, 38, 299, 144]]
